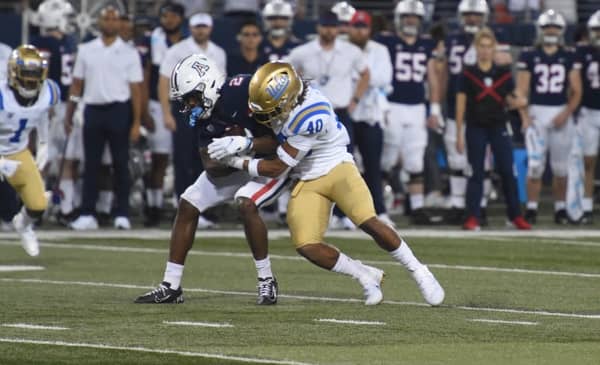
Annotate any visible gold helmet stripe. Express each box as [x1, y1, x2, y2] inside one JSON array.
[[288, 101, 331, 133]]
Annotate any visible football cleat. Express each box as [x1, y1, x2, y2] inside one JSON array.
[[410, 265, 445, 306], [13, 213, 39, 257], [341, 217, 356, 230], [134, 282, 184, 304], [524, 209, 537, 224], [377, 213, 397, 229], [462, 215, 480, 231], [70, 215, 99, 230], [510, 216, 532, 230], [554, 209, 569, 225], [358, 264, 385, 306], [197, 215, 216, 229], [257, 277, 278, 305], [114, 216, 131, 230]]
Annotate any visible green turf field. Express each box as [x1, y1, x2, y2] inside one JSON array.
[[1, 231, 599, 365]]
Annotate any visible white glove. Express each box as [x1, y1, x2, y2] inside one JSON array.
[[219, 155, 247, 170], [208, 136, 253, 160], [0, 157, 21, 178], [36, 142, 49, 170]]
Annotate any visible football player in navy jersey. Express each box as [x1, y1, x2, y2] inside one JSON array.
[[137, 2, 186, 227], [135, 55, 289, 305], [576, 10, 600, 223], [376, 0, 442, 224], [29, 0, 78, 223], [517, 10, 582, 225], [260, 0, 302, 62]]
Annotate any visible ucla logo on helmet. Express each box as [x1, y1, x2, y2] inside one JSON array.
[[191, 61, 209, 77], [266, 74, 290, 100]]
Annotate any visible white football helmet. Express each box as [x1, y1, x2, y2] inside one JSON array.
[[262, 0, 294, 38], [588, 10, 600, 47], [458, 0, 489, 34], [169, 54, 226, 124], [394, 0, 426, 37], [331, 1, 356, 24], [33, 0, 75, 34], [536, 9, 566, 46]]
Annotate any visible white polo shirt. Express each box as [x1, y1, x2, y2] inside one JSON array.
[[351, 40, 393, 125], [289, 38, 367, 109], [159, 37, 227, 79], [72, 37, 143, 105]]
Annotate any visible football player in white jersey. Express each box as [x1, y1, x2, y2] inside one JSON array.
[[211, 62, 445, 306], [0, 45, 60, 256]]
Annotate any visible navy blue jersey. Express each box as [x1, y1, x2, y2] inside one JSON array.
[[517, 46, 577, 106], [575, 45, 600, 110], [196, 74, 273, 147], [376, 34, 436, 104], [445, 32, 475, 118], [30, 34, 77, 101], [226, 51, 268, 77], [261, 37, 302, 62]]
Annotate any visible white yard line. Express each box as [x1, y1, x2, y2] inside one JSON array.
[[163, 321, 234, 328], [468, 318, 539, 326], [0, 338, 314, 365], [0, 265, 45, 272], [2, 240, 598, 279], [2, 278, 599, 320], [314, 319, 386, 326], [4, 228, 600, 240], [1, 324, 68, 331]]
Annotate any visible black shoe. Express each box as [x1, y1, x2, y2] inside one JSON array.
[[554, 209, 569, 225], [480, 208, 489, 227], [57, 210, 78, 227], [581, 211, 594, 225], [445, 207, 465, 225], [257, 277, 278, 305], [411, 209, 443, 225], [144, 207, 161, 227], [134, 282, 184, 304], [525, 209, 537, 224]]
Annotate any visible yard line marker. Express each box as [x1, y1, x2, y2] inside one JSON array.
[[0, 338, 314, 365], [3, 278, 599, 320], [163, 321, 234, 328], [468, 318, 538, 326], [1, 241, 599, 279], [2, 323, 68, 330], [315, 319, 386, 326], [0, 265, 45, 272]]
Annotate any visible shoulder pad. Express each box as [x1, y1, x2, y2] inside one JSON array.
[[286, 101, 332, 135]]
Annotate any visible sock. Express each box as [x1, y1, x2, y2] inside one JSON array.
[[59, 179, 74, 214], [163, 261, 184, 289], [449, 175, 466, 208], [97, 191, 113, 214], [19, 207, 34, 229], [390, 239, 422, 272], [74, 180, 82, 208], [554, 201, 566, 211], [331, 252, 366, 280], [254, 256, 273, 279], [583, 198, 593, 212], [480, 196, 488, 208], [153, 189, 163, 208], [527, 201, 538, 210], [145, 189, 155, 207], [410, 194, 424, 210]]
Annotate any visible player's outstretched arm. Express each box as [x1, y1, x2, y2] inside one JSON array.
[[221, 142, 299, 178]]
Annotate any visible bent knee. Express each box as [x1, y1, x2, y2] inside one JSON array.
[[237, 197, 258, 216]]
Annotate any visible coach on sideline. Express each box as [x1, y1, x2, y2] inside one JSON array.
[[66, 6, 143, 230]]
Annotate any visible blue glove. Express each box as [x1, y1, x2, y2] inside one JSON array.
[[189, 106, 205, 127]]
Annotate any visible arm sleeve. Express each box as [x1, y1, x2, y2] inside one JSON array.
[[128, 50, 144, 83], [72, 46, 84, 79]]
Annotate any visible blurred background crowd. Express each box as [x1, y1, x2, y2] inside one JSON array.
[[0, 0, 598, 231]]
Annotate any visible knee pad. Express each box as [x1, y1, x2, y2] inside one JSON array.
[[527, 155, 545, 179]]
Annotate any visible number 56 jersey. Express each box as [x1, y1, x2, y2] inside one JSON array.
[[517, 46, 578, 106], [0, 79, 60, 155]]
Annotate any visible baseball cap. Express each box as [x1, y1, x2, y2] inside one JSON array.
[[189, 13, 213, 27], [319, 11, 339, 26], [350, 10, 371, 27]]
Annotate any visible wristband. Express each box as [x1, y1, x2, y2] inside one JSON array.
[[430, 103, 442, 117], [248, 159, 260, 177]]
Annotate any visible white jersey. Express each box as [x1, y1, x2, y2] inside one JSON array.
[[0, 79, 60, 155], [275, 86, 353, 180]]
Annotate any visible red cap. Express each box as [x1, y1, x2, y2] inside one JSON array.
[[350, 10, 372, 27]]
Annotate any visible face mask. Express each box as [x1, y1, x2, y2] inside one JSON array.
[[542, 35, 560, 45], [401, 25, 418, 36]]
